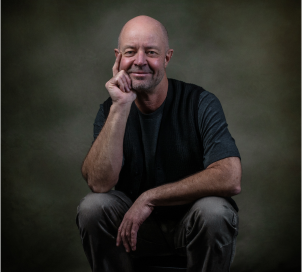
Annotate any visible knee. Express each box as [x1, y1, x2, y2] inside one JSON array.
[[77, 192, 122, 230], [188, 197, 237, 235]]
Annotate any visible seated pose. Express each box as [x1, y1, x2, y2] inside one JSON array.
[[77, 15, 241, 272]]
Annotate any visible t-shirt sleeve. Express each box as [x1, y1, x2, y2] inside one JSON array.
[[92, 103, 125, 166], [198, 91, 241, 168]]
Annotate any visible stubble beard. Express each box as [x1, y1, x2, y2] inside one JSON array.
[[130, 70, 165, 94]]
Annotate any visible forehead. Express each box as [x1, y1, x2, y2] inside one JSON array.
[[119, 24, 165, 50]]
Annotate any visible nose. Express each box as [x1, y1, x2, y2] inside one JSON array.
[[133, 50, 147, 67]]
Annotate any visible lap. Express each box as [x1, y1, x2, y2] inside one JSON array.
[[77, 191, 238, 255], [77, 191, 174, 256]]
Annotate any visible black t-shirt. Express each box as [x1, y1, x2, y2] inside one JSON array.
[[93, 90, 240, 191]]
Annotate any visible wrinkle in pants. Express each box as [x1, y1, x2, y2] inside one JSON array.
[[76, 191, 238, 272]]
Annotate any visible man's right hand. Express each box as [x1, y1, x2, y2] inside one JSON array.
[[105, 53, 136, 106]]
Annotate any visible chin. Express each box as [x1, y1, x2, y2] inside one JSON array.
[[131, 75, 164, 93], [132, 83, 154, 93]]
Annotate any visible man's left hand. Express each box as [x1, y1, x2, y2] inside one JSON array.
[[116, 193, 154, 252]]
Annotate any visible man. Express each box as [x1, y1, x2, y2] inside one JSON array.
[[77, 15, 241, 272]]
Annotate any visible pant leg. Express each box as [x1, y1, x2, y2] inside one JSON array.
[[76, 190, 173, 272], [76, 190, 134, 272], [174, 197, 239, 272]]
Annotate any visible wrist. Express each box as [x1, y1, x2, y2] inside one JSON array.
[[110, 101, 132, 115], [141, 189, 156, 207]]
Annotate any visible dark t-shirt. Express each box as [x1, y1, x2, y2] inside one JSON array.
[[93, 90, 240, 191]]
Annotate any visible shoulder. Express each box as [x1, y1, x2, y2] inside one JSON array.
[[198, 91, 222, 108], [168, 78, 206, 94], [197, 91, 227, 128], [167, 78, 222, 107]]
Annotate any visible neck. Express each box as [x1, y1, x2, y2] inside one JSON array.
[[134, 76, 168, 114]]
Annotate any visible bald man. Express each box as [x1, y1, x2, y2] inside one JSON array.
[[77, 15, 241, 272]]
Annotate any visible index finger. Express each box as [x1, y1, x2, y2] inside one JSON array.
[[112, 52, 122, 77]]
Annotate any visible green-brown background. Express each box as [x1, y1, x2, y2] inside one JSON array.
[[2, 1, 300, 271]]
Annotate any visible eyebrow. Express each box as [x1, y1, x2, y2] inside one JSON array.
[[122, 45, 136, 50], [122, 45, 161, 51]]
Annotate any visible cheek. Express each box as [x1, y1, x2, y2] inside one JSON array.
[[120, 58, 133, 71], [148, 58, 165, 72]]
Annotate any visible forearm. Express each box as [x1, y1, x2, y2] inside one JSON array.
[[143, 157, 241, 207], [82, 102, 131, 192]]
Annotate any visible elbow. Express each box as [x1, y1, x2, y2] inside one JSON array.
[[228, 173, 241, 196], [230, 184, 241, 196], [81, 163, 117, 193], [81, 161, 89, 182], [87, 176, 118, 193], [88, 184, 109, 193], [225, 182, 241, 197], [228, 157, 242, 196]]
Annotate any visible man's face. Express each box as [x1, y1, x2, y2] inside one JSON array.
[[116, 24, 169, 93]]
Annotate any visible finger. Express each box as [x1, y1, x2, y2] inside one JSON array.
[[124, 74, 132, 91], [131, 224, 139, 251], [117, 72, 130, 92], [121, 222, 131, 252], [125, 221, 133, 249], [121, 76, 130, 92], [112, 53, 122, 76], [117, 225, 122, 246], [117, 77, 126, 93]]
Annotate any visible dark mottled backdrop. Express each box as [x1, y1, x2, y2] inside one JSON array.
[[2, 1, 300, 271]]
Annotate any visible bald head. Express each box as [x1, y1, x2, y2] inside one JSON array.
[[118, 15, 169, 52]]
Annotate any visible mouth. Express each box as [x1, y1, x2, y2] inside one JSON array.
[[131, 72, 150, 76], [128, 69, 153, 75]]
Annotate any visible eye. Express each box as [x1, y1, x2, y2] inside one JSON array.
[[147, 51, 156, 55], [124, 50, 135, 56]]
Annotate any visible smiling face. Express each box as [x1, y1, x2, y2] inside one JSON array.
[[115, 16, 173, 93]]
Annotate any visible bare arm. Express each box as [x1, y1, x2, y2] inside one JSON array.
[[143, 156, 241, 207], [82, 53, 136, 193], [82, 103, 131, 192], [116, 156, 241, 252]]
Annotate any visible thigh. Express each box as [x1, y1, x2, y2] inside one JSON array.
[[77, 191, 174, 256], [174, 197, 239, 254]]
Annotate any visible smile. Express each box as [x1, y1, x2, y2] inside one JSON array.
[[130, 72, 150, 76]]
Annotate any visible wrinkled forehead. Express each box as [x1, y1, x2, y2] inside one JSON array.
[[119, 23, 166, 50]]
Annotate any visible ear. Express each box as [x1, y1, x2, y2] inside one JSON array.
[[164, 49, 174, 68], [114, 49, 119, 58]]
